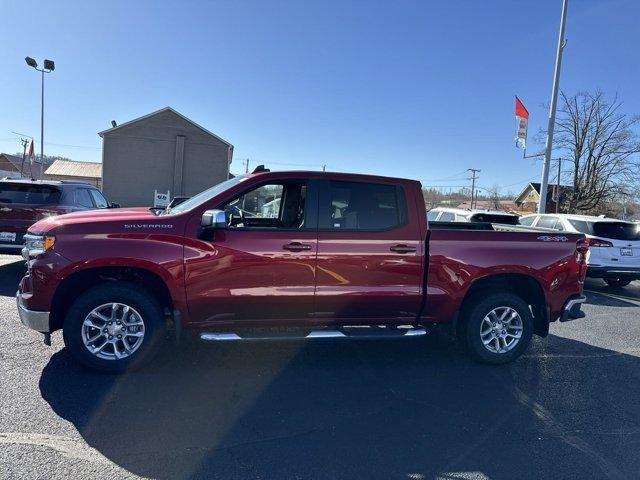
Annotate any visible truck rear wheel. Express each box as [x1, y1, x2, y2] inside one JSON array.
[[459, 292, 533, 364], [62, 282, 164, 373]]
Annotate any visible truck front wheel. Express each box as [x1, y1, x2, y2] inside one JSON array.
[[63, 282, 164, 373], [459, 293, 533, 364]]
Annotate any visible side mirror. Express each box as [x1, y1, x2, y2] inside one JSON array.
[[198, 209, 227, 241], [201, 209, 227, 229]]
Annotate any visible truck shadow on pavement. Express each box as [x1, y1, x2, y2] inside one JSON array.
[[39, 333, 640, 480], [0, 255, 24, 297]]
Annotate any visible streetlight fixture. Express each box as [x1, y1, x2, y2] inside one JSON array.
[[25, 56, 55, 180]]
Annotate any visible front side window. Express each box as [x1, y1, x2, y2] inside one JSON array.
[[439, 212, 455, 222], [89, 189, 109, 208], [320, 181, 405, 230], [222, 182, 306, 229], [75, 189, 94, 208]]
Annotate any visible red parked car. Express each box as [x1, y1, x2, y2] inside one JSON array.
[[0, 179, 116, 251], [16, 169, 588, 372]]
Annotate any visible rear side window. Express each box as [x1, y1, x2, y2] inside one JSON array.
[[75, 189, 94, 208], [593, 222, 640, 240], [0, 183, 61, 204], [320, 181, 405, 230], [536, 216, 559, 229], [519, 216, 536, 226], [439, 212, 455, 222], [567, 219, 593, 234]]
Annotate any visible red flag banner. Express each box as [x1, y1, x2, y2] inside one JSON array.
[[28, 140, 34, 158], [515, 96, 529, 149]]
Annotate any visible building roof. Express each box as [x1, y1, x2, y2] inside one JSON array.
[[514, 182, 573, 204], [97, 106, 234, 149], [0, 153, 25, 171], [45, 159, 102, 179]]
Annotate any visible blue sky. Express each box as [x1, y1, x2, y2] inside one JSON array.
[[1, 0, 639, 195]]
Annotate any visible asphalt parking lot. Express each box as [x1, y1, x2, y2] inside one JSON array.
[[1, 253, 639, 480]]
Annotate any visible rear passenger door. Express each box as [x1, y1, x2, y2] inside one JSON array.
[[314, 180, 423, 322]]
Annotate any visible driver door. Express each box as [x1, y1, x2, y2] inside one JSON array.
[[183, 179, 318, 326]]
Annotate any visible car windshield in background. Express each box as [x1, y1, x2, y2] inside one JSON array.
[[0, 183, 61, 204], [167, 176, 248, 214], [470, 213, 519, 225], [592, 221, 640, 241]]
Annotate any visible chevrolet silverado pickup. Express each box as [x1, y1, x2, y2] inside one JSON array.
[[17, 169, 588, 372]]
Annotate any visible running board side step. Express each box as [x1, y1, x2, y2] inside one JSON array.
[[200, 328, 427, 342]]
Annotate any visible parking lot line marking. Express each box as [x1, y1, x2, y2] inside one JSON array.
[[584, 289, 640, 307], [0, 432, 112, 466]]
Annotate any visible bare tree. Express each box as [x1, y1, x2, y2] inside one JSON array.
[[486, 184, 502, 210], [551, 91, 640, 213]]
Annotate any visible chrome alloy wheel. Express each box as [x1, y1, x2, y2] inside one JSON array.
[[81, 303, 145, 360], [479, 306, 523, 354]]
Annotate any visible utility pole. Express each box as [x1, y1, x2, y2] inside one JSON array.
[[468, 169, 480, 209], [243, 158, 250, 173], [555, 157, 562, 213], [538, 0, 568, 213], [19, 138, 29, 177], [322, 164, 326, 172]]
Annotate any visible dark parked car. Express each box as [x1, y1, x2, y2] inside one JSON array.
[[0, 179, 116, 251]]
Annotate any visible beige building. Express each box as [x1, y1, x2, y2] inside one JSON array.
[[98, 107, 233, 207], [44, 159, 102, 187]]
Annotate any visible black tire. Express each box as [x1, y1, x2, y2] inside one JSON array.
[[63, 282, 164, 373], [459, 292, 533, 365], [604, 278, 632, 288]]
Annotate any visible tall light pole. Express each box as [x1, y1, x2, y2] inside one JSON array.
[[25, 56, 55, 180], [538, 0, 568, 213]]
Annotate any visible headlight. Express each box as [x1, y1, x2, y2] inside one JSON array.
[[23, 234, 56, 258]]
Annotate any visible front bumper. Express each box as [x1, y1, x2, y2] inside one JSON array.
[[587, 266, 640, 280], [16, 290, 51, 333], [560, 294, 587, 322]]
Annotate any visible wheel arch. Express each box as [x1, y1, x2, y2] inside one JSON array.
[[50, 263, 178, 332], [458, 272, 549, 337]]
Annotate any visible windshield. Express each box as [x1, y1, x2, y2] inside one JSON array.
[[167, 176, 248, 214]]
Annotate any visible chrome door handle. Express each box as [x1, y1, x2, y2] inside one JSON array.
[[283, 242, 312, 252], [390, 244, 416, 254]]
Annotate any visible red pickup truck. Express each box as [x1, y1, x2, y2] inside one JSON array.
[[17, 169, 588, 372]]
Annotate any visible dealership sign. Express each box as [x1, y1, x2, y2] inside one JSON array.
[[154, 190, 170, 207], [515, 96, 529, 149]]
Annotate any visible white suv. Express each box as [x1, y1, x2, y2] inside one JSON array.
[[520, 213, 640, 287]]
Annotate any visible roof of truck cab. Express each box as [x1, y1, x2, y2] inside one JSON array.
[[246, 170, 421, 186]]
